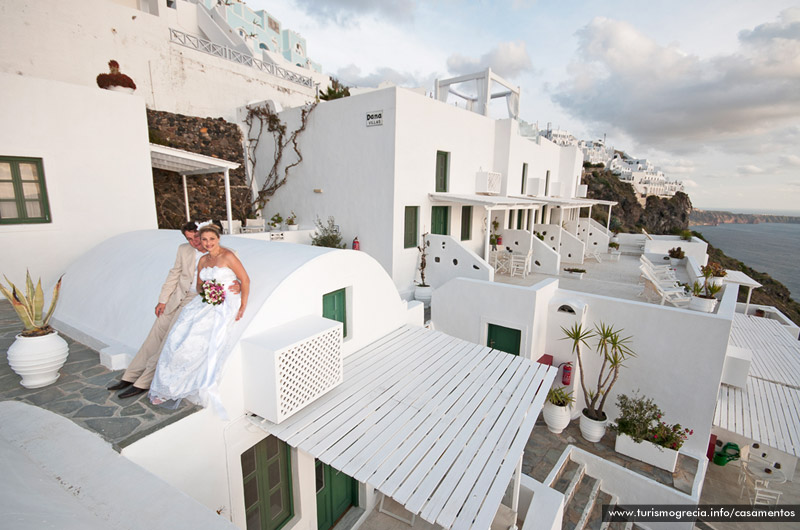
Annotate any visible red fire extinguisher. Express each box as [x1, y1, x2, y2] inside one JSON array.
[[559, 362, 572, 386], [497, 235, 503, 245], [352, 236, 360, 250]]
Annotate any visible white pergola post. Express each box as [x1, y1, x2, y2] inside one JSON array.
[[182, 174, 190, 222], [606, 204, 613, 232], [484, 206, 492, 262], [224, 168, 233, 231], [744, 286, 753, 315], [510, 455, 522, 530]]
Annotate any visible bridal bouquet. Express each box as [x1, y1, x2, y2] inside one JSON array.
[[201, 280, 225, 306]]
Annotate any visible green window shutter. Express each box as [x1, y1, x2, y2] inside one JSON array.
[[431, 206, 450, 235], [517, 209, 524, 230], [323, 288, 347, 338], [487, 324, 521, 356], [404, 206, 418, 249], [460, 205, 472, 241], [435, 151, 449, 192], [241, 435, 293, 530], [0, 156, 51, 225], [521, 163, 528, 195]]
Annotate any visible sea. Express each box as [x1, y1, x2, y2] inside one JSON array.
[[688, 222, 800, 300]]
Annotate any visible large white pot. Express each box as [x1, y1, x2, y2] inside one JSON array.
[[415, 285, 433, 307], [106, 85, 135, 94], [689, 295, 717, 313], [543, 402, 572, 434], [7, 332, 70, 389], [579, 411, 608, 442], [286, 224, 299, 231], [615, 433, 679, 472], [709, 276, 724, 287]]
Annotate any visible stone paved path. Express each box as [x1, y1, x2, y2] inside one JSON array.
[[1, 301, 197, 451]]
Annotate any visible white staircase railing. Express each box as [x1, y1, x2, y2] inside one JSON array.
[[425, 234, 494, 288]]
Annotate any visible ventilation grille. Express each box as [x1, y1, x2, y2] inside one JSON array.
[[277, 326, 342, 419]]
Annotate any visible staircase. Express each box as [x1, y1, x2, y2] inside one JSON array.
[[549, 457, 646, 530]]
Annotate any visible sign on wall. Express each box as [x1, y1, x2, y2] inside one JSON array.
[[366, 110, 383, 127]]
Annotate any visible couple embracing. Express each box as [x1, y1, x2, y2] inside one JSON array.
[[108, 222, 249, 413]]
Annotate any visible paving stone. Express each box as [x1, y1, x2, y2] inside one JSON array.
[[60, 359, 97, 375], [48, 399, 84, 415], [80, 385, 115, 404], [82, 365, 110, 377], [83, 417, 141, 441], [23, 386, 65, 406], [74, 404, 117, 418], [120, 402, 147, 416]]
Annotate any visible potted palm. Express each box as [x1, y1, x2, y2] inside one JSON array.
[[543, 386, 575, 434], [611, 392, 693, 472], [415, 233, 433, 307], [562, 322, 636, 442], [1, 272, 69, 388], [701, 262, 726, 287], [688, 280, 721, 313]]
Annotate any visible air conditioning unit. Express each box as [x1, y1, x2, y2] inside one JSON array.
[[576, 184, 588, 198], [476, 171, 501, 195], [526, 177, 544, 196]]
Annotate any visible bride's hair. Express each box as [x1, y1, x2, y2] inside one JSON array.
[[199, 224, 222, 238]]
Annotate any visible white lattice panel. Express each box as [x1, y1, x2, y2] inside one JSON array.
[[241, 316, 343, 424], [277, 326, 342, 419], [475, 171, 502, 195]]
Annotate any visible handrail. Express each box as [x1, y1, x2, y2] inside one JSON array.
[[168, 28, 314, 89]]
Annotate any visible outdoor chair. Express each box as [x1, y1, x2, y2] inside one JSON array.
[[242, 218, 265, 233], [751, 486, 782, 506], [640, 254, 673, 273], [585, 249, 603, 263], [510, 252, 531, 278], [221, 219, 242, 234]]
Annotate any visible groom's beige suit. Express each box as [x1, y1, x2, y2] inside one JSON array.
[[122, 243, 201, 389]]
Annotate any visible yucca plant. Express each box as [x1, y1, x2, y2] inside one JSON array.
[[0, 271, 62, 337], [562, 322, 636, 421]]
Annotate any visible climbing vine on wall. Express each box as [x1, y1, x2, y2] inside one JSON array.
[[245, 102, 316, 212]]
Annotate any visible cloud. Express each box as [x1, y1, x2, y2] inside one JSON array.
[[780, 154, 800, 166], [681, 179, 699, 188], [552, 10, 800, 152], [447, 41, 533, 79], [737, 165, 766, 175], [661, 158, 695, 174], [293, 0, 416, 24], [336, 64, 435, 89]]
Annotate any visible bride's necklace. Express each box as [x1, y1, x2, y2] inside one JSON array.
[[206, 250, 223, 265]]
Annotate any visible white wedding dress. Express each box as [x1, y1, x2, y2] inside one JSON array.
[[150, 266, 241, 415]]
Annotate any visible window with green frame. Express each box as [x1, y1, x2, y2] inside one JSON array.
[[404, 206, 418, 249], [435, 151, 449, 192], [323, 288, 347, 338], [241, 435, 293, 530], [460, 205, 472, 241], [0, 156, 51, 224], [431, 205, 450, 235]]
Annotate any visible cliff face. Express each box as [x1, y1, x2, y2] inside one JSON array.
[[583, 169, 692, 234], [690, 209, 800, 226]]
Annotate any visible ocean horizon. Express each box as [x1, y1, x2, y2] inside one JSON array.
[[694, 206, 800, 217], [689, 222, 800, 300]]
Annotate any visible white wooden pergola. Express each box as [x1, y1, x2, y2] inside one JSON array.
[[428, 193, 545, 262], [249, 325, 555, 529], [149, 144, 241, 229]]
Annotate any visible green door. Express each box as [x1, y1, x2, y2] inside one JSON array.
[[322, 288, 347, 338], [487, 324, 521, 356], [431, 205, 450, 235], [316, 460, 358, 530]]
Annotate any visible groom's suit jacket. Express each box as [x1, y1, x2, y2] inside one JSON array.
[[158, 243, 201, 314]]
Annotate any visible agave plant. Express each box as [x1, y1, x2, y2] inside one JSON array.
[[0, 271, 62, 336], [562, 322, 636, 421]]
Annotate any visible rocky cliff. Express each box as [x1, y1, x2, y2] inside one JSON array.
[[583, 169, 692, 234], [690, 209, 800, 226]]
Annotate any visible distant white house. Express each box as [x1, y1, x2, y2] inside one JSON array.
[[609, 153, 684, 199], [252, 70, 617, 299]]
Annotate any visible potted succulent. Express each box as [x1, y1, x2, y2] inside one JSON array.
[[667, 247, 685, 267], [562, 267, 586, 279], [96, 60, 136, 93], [285, 211, 298, 230], [688, 280, 722, 313], [415, 233, 433, 307], [611, 392, 693, 472], [543, 386, 575, 434], [701, 262, 727, 287], [562, 322, 636, 442], [0, 272, 69, 388], [269, 212, 283, 232]]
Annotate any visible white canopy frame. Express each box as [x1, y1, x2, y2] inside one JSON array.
[[149, 144, 241, 229]]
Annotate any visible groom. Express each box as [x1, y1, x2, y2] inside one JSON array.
[[108, 221, 208, 398]]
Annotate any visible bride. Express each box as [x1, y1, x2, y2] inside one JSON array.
[[150, 223, 250, 414]]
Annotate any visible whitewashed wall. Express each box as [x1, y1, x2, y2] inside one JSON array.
[[433, 276, 734, 459], [0, 73, 156, 288], [0, 0, 325, 121], [644, 236, 708, 265]]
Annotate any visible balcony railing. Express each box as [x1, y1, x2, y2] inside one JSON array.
[[169, 28, 314, 89]]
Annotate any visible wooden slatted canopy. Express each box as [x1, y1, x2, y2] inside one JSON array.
[[715, 313, 800, 457], [248, 325, 555, 529]]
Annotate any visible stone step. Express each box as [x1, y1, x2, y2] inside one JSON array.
[[551, 459, 581, 494], [562, 472, 597, 530]]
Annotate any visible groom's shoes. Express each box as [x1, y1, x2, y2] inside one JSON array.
[[118, 386, 148, 399], [108, 379, 133, 391]]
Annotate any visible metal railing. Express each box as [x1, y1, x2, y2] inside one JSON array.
[[169, 28, 314, 89]]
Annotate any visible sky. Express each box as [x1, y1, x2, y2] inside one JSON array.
[[249, 0, 800, 214]]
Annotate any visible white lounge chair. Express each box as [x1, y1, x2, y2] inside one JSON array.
[[242, 218, 265, 233], [220, 220, 242, 234], [639, 267, 690, 306]]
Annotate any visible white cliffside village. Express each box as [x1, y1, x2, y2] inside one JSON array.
[[0, 1, 798, 530]]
